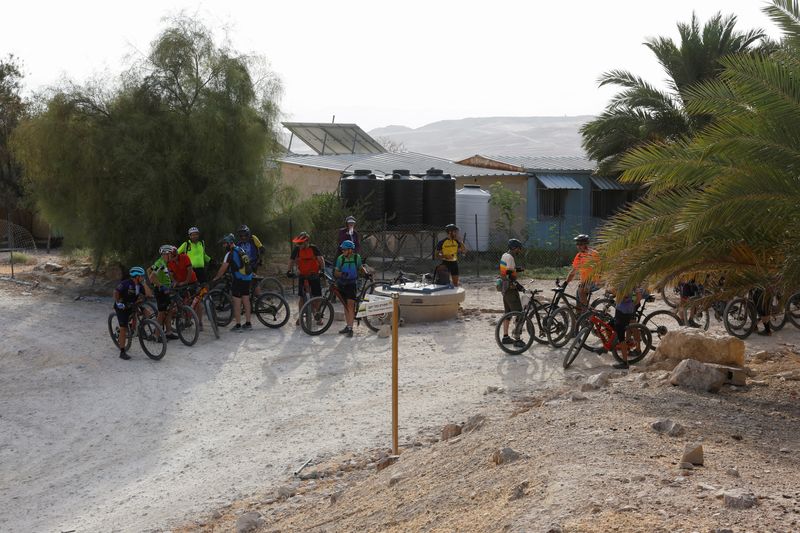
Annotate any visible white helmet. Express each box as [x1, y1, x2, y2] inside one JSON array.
[[188, 226, 200, 236], [159, 244, 177, 255]]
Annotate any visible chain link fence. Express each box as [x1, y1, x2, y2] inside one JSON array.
[[1, 219, 38, 278]]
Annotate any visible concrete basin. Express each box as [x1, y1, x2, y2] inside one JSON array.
[[374, 283, 466, 323]]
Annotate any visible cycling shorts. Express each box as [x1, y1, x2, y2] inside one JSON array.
[[298, 276, 322, 300], [115, 307, 133, 328], [155, 289, 171, 312], [503, 289, 522, 313], [231, 278, 250, 298], [614, 311, 634, 342], [441, 260, 459, 276], [338, 283, 357, 302]]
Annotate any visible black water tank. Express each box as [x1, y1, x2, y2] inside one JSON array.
[[340, 169, 385, 222], [422, 168, 455, 228], [385, 170, 424, 228]]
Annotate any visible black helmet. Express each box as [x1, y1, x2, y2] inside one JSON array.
[[574, 234, 590, 244], [445, 223, 458, 231], [238, 224, 251, 237], [508, 238, 523, 250]]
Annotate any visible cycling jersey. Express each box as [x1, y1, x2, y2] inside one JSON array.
[[168, 253, 197, 284], [436, 238, 461, 262], [238, 235, 263, 265], [177, 239, 211, 269], [291, 245, 322, 277], [150, 258, 171, 287], [572, 248, 600, 284], [224, 247, 253, 281], [499, 252, 517, 280], [115, 279, 144, 305], [335, 253, 362, 285]]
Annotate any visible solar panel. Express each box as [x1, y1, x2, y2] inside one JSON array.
[[282, 122, 386, 155]]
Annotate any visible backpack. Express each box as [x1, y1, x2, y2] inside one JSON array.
[[241, 239, 259, 265], [232, 246, 253, 277]]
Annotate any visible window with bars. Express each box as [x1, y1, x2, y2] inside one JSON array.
[[591, 188, 643, 218], [538, 188, 566, 218]]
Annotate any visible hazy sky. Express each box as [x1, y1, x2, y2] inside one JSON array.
[[2, 0, 782, 131]]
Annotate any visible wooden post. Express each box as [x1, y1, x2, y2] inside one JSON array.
[[391, 292, 400, 455]]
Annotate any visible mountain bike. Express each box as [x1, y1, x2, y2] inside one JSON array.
[[494, 283, 562, 355], [563, 308, 653, 369], [543, 279, 605, 348], [107, 302, 167, 360], [724, 290, 787, 339], [207, 273, 289, 328], [166, 286, 201, 346]]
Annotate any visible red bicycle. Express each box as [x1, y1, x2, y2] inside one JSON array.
[[563, 309, 652, 369]]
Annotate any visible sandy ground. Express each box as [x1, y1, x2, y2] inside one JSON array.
[[1, 260, 798, 532]]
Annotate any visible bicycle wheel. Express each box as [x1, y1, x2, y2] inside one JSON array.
[[300, 297, 334, 335], [258, 276, 285, 297], [202, 295, 220, 339], [208, 289, 233, 327], [141, 300, 158, 319], [642, 310, 683, 346], [563, 326, 591, 369], [138, 318, 167, 360], [661, 284, 680, 308], [611, 323, 652, 364], [575, 311, 609, 353], [788, 292, 800, 329], [545, 306, 575, 348], [724, 297, 756, 339], [768, 295, 787, 331], [590, 297, 616, 315], [107, 312, 134, 351], [494, 311, 535, 355], [254, 292, 290, 328], [529, 305, 550, 345], [175, 305, 199, 346]]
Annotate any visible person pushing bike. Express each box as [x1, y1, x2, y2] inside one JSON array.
[[113, 266, 151, 360], [212, 233, 253, 332], [334, 240, 368, 338], [499, 238, 526, 348], [148, 245, 180, 342], [287, 231, 325, 325]]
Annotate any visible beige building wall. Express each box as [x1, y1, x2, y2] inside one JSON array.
[[279, 163, 342, 199], [455, 175, 528, 238]]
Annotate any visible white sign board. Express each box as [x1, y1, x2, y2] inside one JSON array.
[[356, 294, 394, 318]]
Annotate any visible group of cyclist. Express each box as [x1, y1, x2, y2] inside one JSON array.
[[112, 224, 265, 359]]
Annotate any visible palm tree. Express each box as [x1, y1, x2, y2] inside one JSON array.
[[581, 12, 769, 174], [597, 1, 800, 301]]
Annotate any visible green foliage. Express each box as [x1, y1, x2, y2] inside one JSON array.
[[487, 181, 525, 235], [11, 16, 284, 265], [580, 12, 770, 174], [597, 1, 800, 300], [0, 55, 27, 210], [2, 251, 34, 265]]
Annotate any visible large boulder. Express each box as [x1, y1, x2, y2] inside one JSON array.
[[670, 359, 727, 393], [650, 328, 744, 367]]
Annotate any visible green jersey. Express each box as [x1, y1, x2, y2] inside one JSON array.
[[151, 257, 171, 287], [177, 239, 211, 269]]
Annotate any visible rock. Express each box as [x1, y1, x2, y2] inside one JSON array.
[[545, 524, 563, 533], [698, 483, 717, 491], [377, 324, 392, 338], [441, 423, 462, 441], [752, 350, 771, 362], [619, 505, 638, 512], [723, 489, 757, 509], [726, 468, 740, 477], [299, 469, 319, 480], [236, 511, 265, 533], [491, 447, 521, 465], [681, 443, 704, 466], [712, 529, 734, 533], [388, 473, 403, 487], [587, 372, 610, 388], [780, 448, 791, 454], [276, 485, 297, 499], [43, 262, 63, 272], [670, 359, 727, 393], [462, 414, 486, 433], [776, 370, 800, 381], [330, 490, 344, 504], [679, 462, 695, 470], [650, 329, 745, 366], [376, 455, 399, 471], [651, 419, 685, 437], [568, 391, 588, 401], [211, 510, 222, 519], [508, 480, 529, 501], [580, 383, 596, 392]]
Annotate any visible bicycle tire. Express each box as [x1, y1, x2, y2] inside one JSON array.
[[642, 310, 683, 346], [300, 296, 334, 335], [494, 311, 535, 355], [529, 305, 550, 345], [258, 276, 285, 297], [254, 292, 290, 328], [768, 296, 787, 331], [590, 297, 616, 315], [564, 326, 591, 369], [788, 292, 800, 329], [545, 305, 575, 348], [203, 295, 220, 339], [208, 289, 233, 327], [138, 318, 167, 360], [661, 284, 680, 308], [724, 297, 756, 339], [175, 305, 200, 346], [575, 310, 610, 353], [142, 300, 158, 319], [360, 283, 396, 332], [611, 323, 652, 365], [107, 312, 134, 351]]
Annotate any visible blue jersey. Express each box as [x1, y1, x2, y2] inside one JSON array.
[[115, 279, 144, 305], [335, 254, 362, 285], [238, 239, 259, 265]]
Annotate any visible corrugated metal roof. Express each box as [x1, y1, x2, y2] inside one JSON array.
[[277, 152, 525, 178], [282, 122, 386, 155], [464, 155, 596, 172], [536, 175, 583, 190], [590, 176, 630, 190]]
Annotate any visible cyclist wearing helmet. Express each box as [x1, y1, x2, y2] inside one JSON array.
[[148, 245, 180, 341], [565, 234, 600, 312], [237, 224, 265, 297], [337, 215, 361, 255], [212, 233, 253, 331], [436, 223, 467, 287], [334, 239, 368, 338], [499, 239, 527, 348], [177, 227, 211, 283], [287, 232, 325, 323], [113, 266, 152, 360]]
